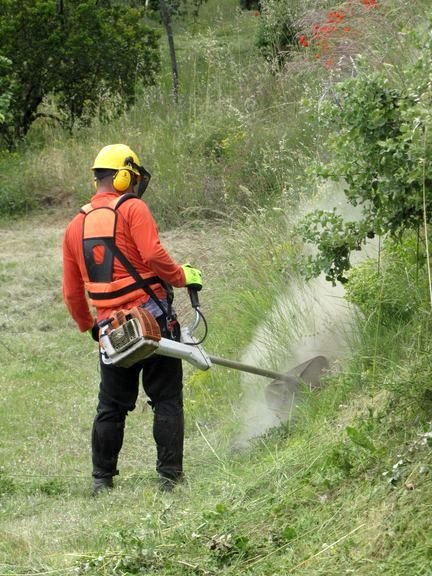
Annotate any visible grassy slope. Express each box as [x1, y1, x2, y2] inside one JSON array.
[[1, 1, 432, 574], [1, 213, 431, 576]]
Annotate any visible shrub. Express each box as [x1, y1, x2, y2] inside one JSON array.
[[297, 24, 432, 284], [345, 242, 424, 326], [0, 0, 160, 146]]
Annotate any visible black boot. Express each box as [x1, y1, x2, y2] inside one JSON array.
[[92, 477, 113, 496], [159, 473, 185, 493]]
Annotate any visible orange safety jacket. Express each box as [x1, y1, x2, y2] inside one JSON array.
[[62, 191, 186, 332], [81, 194, 166, 309]]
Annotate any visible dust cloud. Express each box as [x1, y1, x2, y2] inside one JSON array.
[[233, 183, 378, 447]]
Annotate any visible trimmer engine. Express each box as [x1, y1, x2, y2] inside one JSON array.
[[99, 305, 212, 371], [99, 307, 161, 368]]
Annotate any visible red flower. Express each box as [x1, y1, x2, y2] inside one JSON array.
[[327, 10, 346, 22], [362, 0, 378, 5], [344, 26, 351, 32], [254, 10, 260, 16], [320, 25, 336, 34], [299, 35, 309, 47]]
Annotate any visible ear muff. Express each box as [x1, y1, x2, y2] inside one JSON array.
[[113, 169, 132, 192]]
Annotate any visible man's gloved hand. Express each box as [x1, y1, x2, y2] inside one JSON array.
[[88, 320, 100, 342], [181, 264, 203, 290]]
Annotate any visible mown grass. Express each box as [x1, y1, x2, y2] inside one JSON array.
[[1, 1, 432, 574], [0, 202, 291, 571]]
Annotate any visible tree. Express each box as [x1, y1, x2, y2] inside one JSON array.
[[0, 55, 12, 124], [0, 0, 160, 146], [145, 0, 207, 103], [159, 0, 179, 103], [145, 0, 207, 19]]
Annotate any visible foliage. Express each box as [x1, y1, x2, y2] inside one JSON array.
[[345, 236, 425, 325], [296, 0, 382, 68], [297, 24, 432, 284], [256, 0, 335, 64], [295, 208, 370, 284], [145, 0, 208, 19], [256, 0, 298, 64], [0, 55, 12, 124], [0, 0, 160, 146], [239, 0, 260, 10]]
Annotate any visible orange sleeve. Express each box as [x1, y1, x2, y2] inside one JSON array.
[[62, 222, 94, 332], [127, 200, 186, 287]]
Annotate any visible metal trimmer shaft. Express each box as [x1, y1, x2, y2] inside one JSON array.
[[208, 355, 298, 385]]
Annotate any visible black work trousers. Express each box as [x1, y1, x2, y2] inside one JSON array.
[[91, 319, 184, 481]]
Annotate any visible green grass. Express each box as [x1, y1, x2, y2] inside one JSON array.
[[1, 202, 432, 575], [1, 1, 432, 574]]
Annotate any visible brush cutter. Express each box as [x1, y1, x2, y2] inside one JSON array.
[[99, 289, 329, 409]]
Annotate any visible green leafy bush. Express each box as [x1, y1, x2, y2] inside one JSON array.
[[0, 55, 12, 125], [345, 237, 425, 325], [298, 24, 432, 284], [257, 0, 298, 64], [257, 0, 334, 64]]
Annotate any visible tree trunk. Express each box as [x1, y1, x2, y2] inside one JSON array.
[[159, 0, 179, 104]]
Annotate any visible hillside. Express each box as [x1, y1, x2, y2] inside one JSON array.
[[1, 0, 432, 575], [2, 200, 431, 575]]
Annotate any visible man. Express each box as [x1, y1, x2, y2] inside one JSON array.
[[62, 143, 202, 494]]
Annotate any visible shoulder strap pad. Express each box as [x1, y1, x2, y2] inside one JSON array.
[[80, 203, 93, 215]]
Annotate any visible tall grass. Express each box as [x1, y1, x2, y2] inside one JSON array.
[[0, 0, 320, 226], [1, 1, 432, 575], [2, 0, 424, 227]]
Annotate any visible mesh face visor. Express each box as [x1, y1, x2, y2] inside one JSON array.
[[124, 156, 151, 198], [137, 165, 151, 198]]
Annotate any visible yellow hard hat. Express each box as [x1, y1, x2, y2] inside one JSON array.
[[91, 144, 141, 176]]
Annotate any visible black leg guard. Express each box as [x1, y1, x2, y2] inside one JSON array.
[[152, 396, 184, 480], [92, 408, 126, 479]]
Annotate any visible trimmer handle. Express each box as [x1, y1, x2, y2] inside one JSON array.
[[188, 286, 201, 309]]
